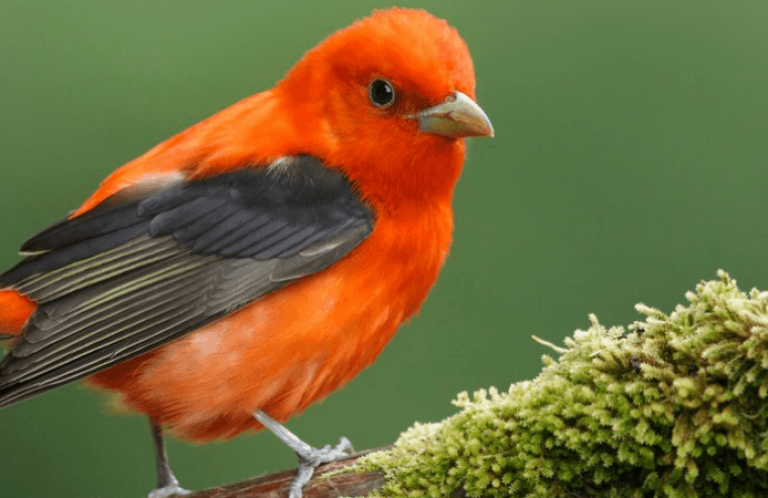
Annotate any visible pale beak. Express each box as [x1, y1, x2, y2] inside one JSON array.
[[414, 91, 494, 138]]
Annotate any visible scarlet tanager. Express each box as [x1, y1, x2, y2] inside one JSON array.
[[0, 8, 493, 498]]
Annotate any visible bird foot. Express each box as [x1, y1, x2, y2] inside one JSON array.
[[290, 436, 354, 497], [297, 435, 355, 467], [147, 483, 191, 498], [254, 410, 354, 498], [148, 420, 191, 498]]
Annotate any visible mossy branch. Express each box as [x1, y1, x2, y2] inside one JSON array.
[[189, 271, 768, 497]]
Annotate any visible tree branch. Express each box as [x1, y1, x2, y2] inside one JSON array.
[[187, 447, 390, 498]]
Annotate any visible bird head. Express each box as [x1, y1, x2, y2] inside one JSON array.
[[277, 8, 493, 209]]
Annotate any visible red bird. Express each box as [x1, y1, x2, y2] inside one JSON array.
[[0, 8, 492, 498]]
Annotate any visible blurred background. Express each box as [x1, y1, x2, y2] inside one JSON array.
[[1, 1, 767, 496]]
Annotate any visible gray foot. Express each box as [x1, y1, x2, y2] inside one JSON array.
[[148, 420, 191, 498], [255, 410, 354, 498], [147, 482, 191, 498]]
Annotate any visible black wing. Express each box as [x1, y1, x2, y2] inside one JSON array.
[[0, 156, 374, 407]]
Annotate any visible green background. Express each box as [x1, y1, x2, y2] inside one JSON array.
[[1, 1, 767, 496]]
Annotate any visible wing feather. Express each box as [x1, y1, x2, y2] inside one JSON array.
[[0, 156, 374, 407]]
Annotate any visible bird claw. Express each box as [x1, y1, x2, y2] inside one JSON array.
[[288, 438, 354, 498], [297, 436, 354, 467], [147, 483, 191, 498], [255, 410, 354, 498]]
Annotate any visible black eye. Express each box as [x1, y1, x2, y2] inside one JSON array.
[[368, 79, 395, 107]]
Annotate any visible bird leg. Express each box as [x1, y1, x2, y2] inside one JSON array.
[[147, 420, 191, 498], [254, 410, 354, 498]]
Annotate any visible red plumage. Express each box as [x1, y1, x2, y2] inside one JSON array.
[[0, 8, 492, 493]]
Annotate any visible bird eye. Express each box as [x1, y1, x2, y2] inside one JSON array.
[[368, 79, 395, 107]]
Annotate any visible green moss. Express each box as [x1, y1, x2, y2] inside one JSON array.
[[357, 271, 768, 497]]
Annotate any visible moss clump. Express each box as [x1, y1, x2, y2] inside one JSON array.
[[357, 271, 768, 497]]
